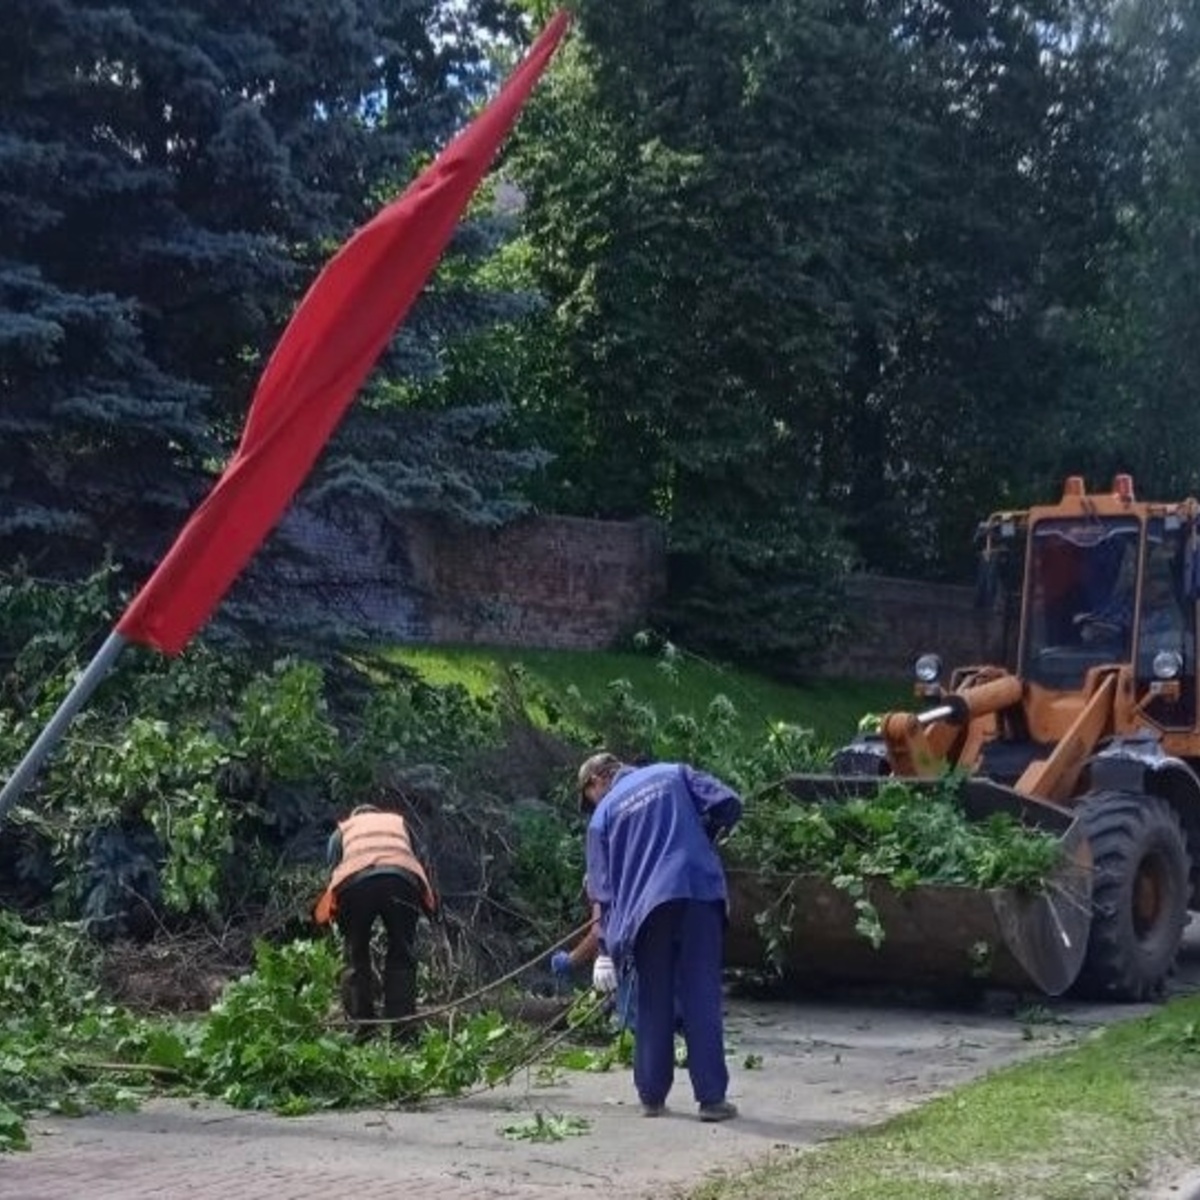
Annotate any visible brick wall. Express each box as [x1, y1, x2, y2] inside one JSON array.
[[283, 506, 1004, 679], [821, 574, 1006, 680], [404, 514, 667, 649], [270, 507, 431, 640]]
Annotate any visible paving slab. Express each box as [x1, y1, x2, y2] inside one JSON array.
[[0, 995, 1102, 1200], [5, 920, 1197, 1200]]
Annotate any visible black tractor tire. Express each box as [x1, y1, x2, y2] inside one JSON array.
[[1072, 790, 1191, 1002]]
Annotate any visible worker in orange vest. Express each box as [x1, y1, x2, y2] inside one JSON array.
[[313, 803, 438, 1038]]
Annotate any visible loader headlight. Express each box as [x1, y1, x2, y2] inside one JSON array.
[[1152, 650, 1183, 681], [914, 654, 943, 684]]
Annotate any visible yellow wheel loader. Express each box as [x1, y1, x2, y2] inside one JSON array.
[[726, 475, 1199, 1000]]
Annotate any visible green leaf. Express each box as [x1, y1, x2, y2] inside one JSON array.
[[0, 1103, 29, 1152], [499, 1111, 591, 1142]]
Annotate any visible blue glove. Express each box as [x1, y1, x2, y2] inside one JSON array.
[[551, 950, 572, 977]]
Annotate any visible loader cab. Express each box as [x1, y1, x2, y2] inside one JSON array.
[[1019, 510, 1197, 728], [1022, 514, 1139, 688]]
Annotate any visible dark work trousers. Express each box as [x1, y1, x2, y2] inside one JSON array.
[[334, 869, 423, 1033], [631, 898, 728, 1108]]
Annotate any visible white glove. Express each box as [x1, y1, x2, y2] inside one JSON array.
[[592, 954, 618, 994]]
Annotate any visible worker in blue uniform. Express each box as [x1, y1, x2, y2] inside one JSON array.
[[578, 751, 742, 1122]]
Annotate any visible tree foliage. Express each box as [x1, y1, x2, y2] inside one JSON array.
[[7, 0, 1200, 674], [1065, 0, 1200, 499], [506, 0, 1153, 664], [0, 0, 539, 643]]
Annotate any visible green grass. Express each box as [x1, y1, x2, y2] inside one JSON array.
[[686, 996, 1200, 1200], [388, 642, 913, 748]]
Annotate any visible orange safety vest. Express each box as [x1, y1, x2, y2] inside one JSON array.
[[313, 811, 437, 925]]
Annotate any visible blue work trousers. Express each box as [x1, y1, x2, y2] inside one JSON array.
[[631, 898, 728, 1107]]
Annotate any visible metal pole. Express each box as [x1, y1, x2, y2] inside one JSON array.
[[0, 630, 128, 824]]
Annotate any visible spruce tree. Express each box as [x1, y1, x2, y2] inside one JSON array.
[[0, 0, 536, 634]]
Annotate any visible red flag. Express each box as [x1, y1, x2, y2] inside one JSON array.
[[116, 10, 571, 655]]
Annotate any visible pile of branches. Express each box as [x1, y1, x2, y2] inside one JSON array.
[[725, 776, 1063, 894]]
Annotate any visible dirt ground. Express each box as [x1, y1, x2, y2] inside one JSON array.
[[5, 922, 1200, 1200]]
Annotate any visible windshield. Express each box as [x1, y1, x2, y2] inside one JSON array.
[[1140, 528, 1188, 650], [1022, 516, 1141, 689], [1140, 518, 1195, 728]]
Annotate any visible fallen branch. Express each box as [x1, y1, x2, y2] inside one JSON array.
[[68, 1059, 182, 1078]]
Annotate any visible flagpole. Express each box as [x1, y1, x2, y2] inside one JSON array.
[[0, 630, 128, 824]]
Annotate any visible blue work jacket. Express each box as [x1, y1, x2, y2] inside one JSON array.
[[585, 762, 742, 963]]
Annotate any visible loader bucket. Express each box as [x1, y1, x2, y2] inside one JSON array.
[[724, 776, 1093, 997]]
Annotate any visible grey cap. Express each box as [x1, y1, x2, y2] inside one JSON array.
[[577, 751, 622, 797]]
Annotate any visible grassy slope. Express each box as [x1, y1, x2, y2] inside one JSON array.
[[389, 643, 913, 748]]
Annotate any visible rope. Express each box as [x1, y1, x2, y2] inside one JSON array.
[[332, 776, 795, 1033], [69, 984, 620, 1112], [408, 989, 614, 1109], [331, 772, 798, 1034], [328, 916, 596, 1029]]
